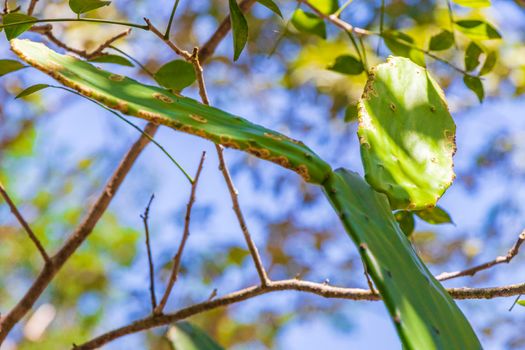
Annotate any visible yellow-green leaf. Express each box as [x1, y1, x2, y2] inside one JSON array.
[[309, 0, 339, 14], [463, 75, 484, 102], [15, 84, 49, 99], [415, 206, 453, 225], [465, 41, 483, 71], [167, 322, 225, 350], [328, 55, 364, 75], [452, 0, 491, 8], [291, 9, 326, 39], [429, 30, 454, 51], [480, 51, 497, 75], [89, 54, 134, 67], [455, 19, 501, 40], [256, 0, 282, 18]]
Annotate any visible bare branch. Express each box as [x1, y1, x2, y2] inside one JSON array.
[[140, 194, 157, 310], [74, 278, 525, 349], [437, 229, 525, 281], [0, 182, 50, 263], [144, 18, 192, 60], [155, 152, 207, 315], [0, 123, 159, 343]]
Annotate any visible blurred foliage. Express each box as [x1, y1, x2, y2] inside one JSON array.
[[1, 0, 525, 348]]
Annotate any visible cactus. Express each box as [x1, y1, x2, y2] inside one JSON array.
[[358, 57, 456, 210], [10, 39, 332, 185], [323, 169, 481, 350], [10, 39, 481, 349]]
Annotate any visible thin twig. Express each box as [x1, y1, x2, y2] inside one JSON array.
[[154, 152, 206, 315], [0, 182, 50, 263], [437, 230, 525, 281], [30, 26, 131, 59], [164, 0, 180, 39], [140, 194, 157, 310], [74, 278, 525, 349], [509, 294, 522, 312], [144, 18, 192, 60], [27, 0, 39, 15]]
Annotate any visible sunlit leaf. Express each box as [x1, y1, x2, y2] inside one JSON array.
[[415, 206, 453, 225], [0, 59, 25, 76], [308, 0, 339, 14], [229, 0, 248, 61], [291, 9, 326, 39], [167, 322, 225, 350], [455, 20, 501, 40], [89, 54, 134, 67], [256, 0, 282, 18], [479, 51, 497, 75], [463, 75, 484, 102], [517, 300, 525, 307], [394, 211, 415, 236], [328, 55, 364, 75], [429, 30, 454, 51], [382, 30, 425, 67], [3, 13, 36, 40], [69, 0, 111, 15], [464, 41, 483, 71], [154, 60, 196, 91], [15, 84, 49, 99], [452, 0, 491, 7]]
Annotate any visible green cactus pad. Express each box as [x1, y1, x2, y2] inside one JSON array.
[[10, 39, 331, 184], [358, 57, 456, 210], [323, 169, 481, 350]]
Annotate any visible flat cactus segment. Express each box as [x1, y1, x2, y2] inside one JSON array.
[[10, 39, 331, 184], [323, 169, 481, 350], [358, 56, 456, 210]]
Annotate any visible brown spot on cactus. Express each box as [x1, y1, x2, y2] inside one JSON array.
[[153, 92, 173, 104], [108, 74, 125, 82], [189, 114, 208, 123], [295, 164, 310, 181], [270, 155, 290, 168], [389, 103, 396, 112], [247, 147, 271, 159]]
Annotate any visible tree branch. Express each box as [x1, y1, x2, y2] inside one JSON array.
[[436, 229, 525, 281], [0, 181, 50, 263], [155, 152, 206, 314], [140, 194, 157, 310], [74, 278, 525, 349], [0, 123, 159, 343]]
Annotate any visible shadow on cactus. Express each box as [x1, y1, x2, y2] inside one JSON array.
[[10, 39, 481, 350]]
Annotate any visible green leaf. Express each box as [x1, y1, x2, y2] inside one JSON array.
[[2, 13, 37, 40], [455, 20, 501, 40], [344, 103, 358, 122], [517, 300, 525, 307], [308, 0, 339, 14], [415, 206, 453, 224], [324, 169, 481, 350], [291, 9, 326, 39], [452, 0, 491, 8], [153, 59, 196, 92], [463, 75, 484, 102], [69, 0, 111, 15], [382, 30, 425, 67], [229, 0, 249, 61], [15, 84, 49, 99], [89, 54, 134, 67], [11, 39, 332, 184], [428, 30, 454, 51], [358, 57, 456, 209], [394, 211, 415, 236], [0, 59, 25, 76], [464, 41, 483, 71], [479, 51, 497, 75], [328, 55, 364, 75], [167, 322, 225, 350], [256, 0, 282, 18]]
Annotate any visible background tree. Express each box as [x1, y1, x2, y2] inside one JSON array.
[[1, 0, 525, 349]]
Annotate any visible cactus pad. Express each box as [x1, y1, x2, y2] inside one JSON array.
[[358, 57, 456, 210], [10, 39, 332, 184], [323, 169, 481, 350]]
